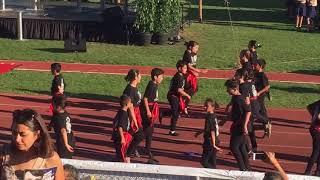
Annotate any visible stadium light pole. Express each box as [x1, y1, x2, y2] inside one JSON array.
[[199, 0, 203, 23], [1, 0, 5, 11]]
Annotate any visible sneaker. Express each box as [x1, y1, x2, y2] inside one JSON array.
[[148, 151, 154, 159], [134, 149, 141, 158], [265, 122, 272, 138], [169, 131, 179, 136]]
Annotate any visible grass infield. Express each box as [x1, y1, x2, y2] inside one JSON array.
[[0, 70, 318, 109]]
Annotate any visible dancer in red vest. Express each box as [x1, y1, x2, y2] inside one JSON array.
[[111, 95, 133, 163], [182, 41, 207, 116]]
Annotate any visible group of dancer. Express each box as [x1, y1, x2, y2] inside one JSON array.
[[46, 40, 320, 177], [110, 39, 274, 170]]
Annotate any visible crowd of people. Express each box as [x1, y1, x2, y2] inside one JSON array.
[[0, 39, 318, 179], [287, 0, 319, 31]]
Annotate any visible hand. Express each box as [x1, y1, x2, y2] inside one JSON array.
[[65, 144, 74, 152], [134, 124, 139, 133], [121, 138, 126, 145], [264, 152, 277, 165], [257, 92, 261, 97], [214, 146, 223, 152], [58, 88, 64, 94], [186, 95, 191, 100], [201, 69, 208, 73], [147, 111, 152, 119], [243, 127, 248, 135]]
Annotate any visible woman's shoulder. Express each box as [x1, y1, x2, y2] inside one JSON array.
[[45, 152, 63, 167]]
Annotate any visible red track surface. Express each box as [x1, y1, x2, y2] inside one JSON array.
[[1, 60, 319, 84], [0, 93, 313, 174]]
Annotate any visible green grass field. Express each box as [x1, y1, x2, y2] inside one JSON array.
[[0, 0, 319, 74], [0, 70, 318, 108]]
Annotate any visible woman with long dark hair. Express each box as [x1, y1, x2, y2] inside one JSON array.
[[0, 109, 65, 179]]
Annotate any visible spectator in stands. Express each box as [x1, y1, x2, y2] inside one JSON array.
[[296, 0, 307, 31], [306, 0, 318, 31], [263, 152, 289, 180], [64, 164, 79, 180], [0, 109, 65, 179]]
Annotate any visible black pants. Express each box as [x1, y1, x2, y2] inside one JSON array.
[[257, 95, 268, 119], [248, 119, 257, 151], [168, 95, 180, 132], [201, 147, 217, 168], [230, 134, 251, 171], [251, 100, 269, 124], [114, 140, 124, 162], [127, 129, 145, 156], [56, 134, 75, 159], [184, 88, 195, 108], [143, 125, 154, 154], [305, 128, 320, 175]]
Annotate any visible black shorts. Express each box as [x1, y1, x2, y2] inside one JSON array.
[[307, 6, 317, 18], [297, 3, 306, 16]]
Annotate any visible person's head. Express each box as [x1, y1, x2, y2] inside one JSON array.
[[254, 58, 266, 71], [234, 68, 254, 82], [51, 63, 62, 75], [248, 40, 260, 51], [125, 69, 141, 84], [64, 164, 79, 180], [204, 98, 217, 113], [225, 79, 239, 96], [120, 94, 132, 109], [263, 172, 282, 180], [185, 41, 199, 54], [53, 95, 67, 113], [239, 49, 250, 65], [176, 60, 188, 74], [11, 109, 54, 158], [151, 68, 164, 84]]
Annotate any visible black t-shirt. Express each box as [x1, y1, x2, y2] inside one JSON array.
[[240, 82, 257, 98], [203, 113, 219, 148], [239, 83, 250, 98], [168, 72, 185, 96], [250, 51, 258, 64], [143, 81, 159, 103], [242, 61, 253, 71], [182, 50, 197, 67], [231, 95, 251, 135], [114, 109, 130, 131], [112, 109, 130, 140], [51, 74, 66, 96], [123, 84, 142, 107], [52, 111, 73, 146], [254, 72, 269, 95]]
